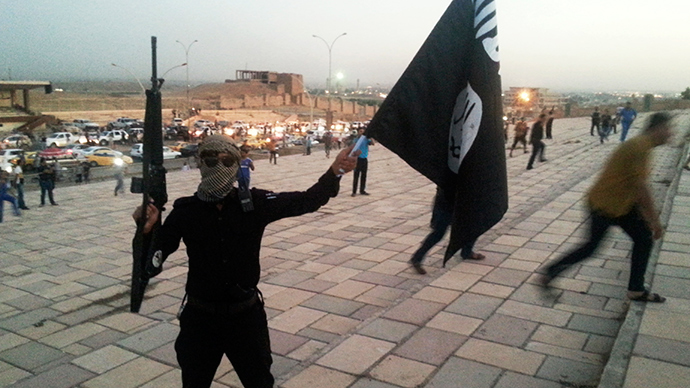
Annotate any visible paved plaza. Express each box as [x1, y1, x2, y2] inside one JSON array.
[[1, 113, 689, 388]]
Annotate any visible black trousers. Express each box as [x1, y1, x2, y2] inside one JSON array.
[[175, 302, 274, 388], [352, 157, 368, 194], [545, 206, 653, 292], [527, 141, 545, 168]]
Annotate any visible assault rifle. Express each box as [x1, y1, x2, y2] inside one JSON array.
[[130, 36, 168, 313]]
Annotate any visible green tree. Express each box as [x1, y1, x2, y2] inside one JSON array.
[[681, 87, 690, 100]]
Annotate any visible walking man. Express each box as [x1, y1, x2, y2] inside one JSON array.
[[526, 114, 547, 170], [12, 160, 29, 210], [619, 102, 638, 142], [541, 112, 673, 303], [37, 158, 58, 206], [352, 127, 374, 196], [409, 187, 485, 274], [590, 107, 601, 136]]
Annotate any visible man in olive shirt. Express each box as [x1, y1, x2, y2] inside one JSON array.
[[541, 112, 672, 302]]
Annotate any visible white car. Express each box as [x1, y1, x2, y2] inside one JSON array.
[[2, 134, 32, 148], [0, 148, 24, 164], [74, 146, 123, 159], [44, 132, 76, 147], [98, 130, 128, 145], [130, 144, 180, 160]]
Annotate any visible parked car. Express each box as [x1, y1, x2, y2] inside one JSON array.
[[108, 117, 138, 129], [0, 148, 25, 164], [179, 143, 199, 158], [172, 118, 184, 126], [1, 134, 32, 148], [130, 144, 180, 159], [44, 132, 76, 147], [72, 119, 93, 129], [163, 146, 181, 159], [74, 146, 123, 159], [169, 141, 189, 152], [85, 151, 133, 167], [98, 130, 128, 145], [38, 147, 75, 160], [63, 143, 90, 157], [128, 128, 144, 142], [194, 119, 213, 128]]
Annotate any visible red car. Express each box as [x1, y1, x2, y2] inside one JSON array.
[[38, 147, 75, 160]]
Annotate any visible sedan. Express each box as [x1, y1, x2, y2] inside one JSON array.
[[38, 147, 74, 160], [179, 143, 199, 158], [74, 146, 123, 159], [129, 144, 180, 160], [85, 151, 133, 167]]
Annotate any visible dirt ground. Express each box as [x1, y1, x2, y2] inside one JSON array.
[[43, 109, 293, 127]]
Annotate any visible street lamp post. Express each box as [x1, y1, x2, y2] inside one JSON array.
[[312, 33, 347, 93], [111, 63, 146, 94], [176, 39, 198, 114]]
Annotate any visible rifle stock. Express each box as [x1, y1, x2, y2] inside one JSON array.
[[131, 36, 168, 313]]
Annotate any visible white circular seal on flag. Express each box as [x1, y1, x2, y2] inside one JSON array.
[[448, 83, 482, 174]]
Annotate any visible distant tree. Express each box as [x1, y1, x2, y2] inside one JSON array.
[[681, 87, 690, 100]]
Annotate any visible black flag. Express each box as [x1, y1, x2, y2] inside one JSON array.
[[366, 0, 507, 265]]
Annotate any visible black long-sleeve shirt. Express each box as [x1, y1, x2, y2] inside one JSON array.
[[530, 121, 544, 144], [154, 169, 341, 302]]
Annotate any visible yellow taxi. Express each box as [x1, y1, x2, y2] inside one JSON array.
[[85, 151, 133, 167], [169, 141, 190, 152]]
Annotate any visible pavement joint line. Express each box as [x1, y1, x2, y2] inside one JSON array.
[[597, 138, 690, 388]]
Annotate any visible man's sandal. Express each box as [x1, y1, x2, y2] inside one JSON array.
[[628, 290, 666, 303]]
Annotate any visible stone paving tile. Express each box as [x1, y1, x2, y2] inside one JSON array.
[[623, 357, 690, 388], [359, 318, 418, 342], [458, 338, 545, 375], [382, 298, 445, 326], [81, 357, 172, 388], [117, 323, 179, 354], [9, 364, 94, 388], [301, 294, 365, 316], [494, 371, 563, 388], [537, 356, 602, 386], [268, 306, 327, 334], [0, 341, 66, 371], [317, 334, 395, 375], [38, 322, 106, 349], [475, 313, 538, 347], [71, 344, 138, 374], [426, 357, 502, 388], [282, 364, 355, 388], [369, 355, 436, 388], [394, 327, 466, 366]]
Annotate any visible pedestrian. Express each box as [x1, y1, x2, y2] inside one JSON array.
[[590, 107, 600, 136], [74, 162, 84, 183], [509, 117, 529, 157], [619, 101, 638, 142], [132, 135, 359, 388], [526, 114, 547, 170], [409, 186, 485, 274], [545, 110, 555, 139], [599, 109, 612, 144], [12, 159, 29, 210], [182, 161, 191, 171], [82, 161, 91, 184], [351, 127, 374, 196], [305, 135, 312, 155], [323, 130, 333, 158], [0, 171, 21, 222], [238, 146, 254, 189], [540, 112, 673, 303], [266, 138, 278, 165], [114, 162, 127, 196], [37, 158, 58, 206]]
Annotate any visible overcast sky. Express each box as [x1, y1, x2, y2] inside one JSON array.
[[2, 0, 689, 93]]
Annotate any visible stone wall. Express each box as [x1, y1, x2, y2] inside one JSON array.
[[217, 91, 377, 117]]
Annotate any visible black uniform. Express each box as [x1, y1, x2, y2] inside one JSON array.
[[527, 121, 546, 169], [151, 169, 341, 388]]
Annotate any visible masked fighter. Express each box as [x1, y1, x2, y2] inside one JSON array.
[[133, 135, 359, 388]]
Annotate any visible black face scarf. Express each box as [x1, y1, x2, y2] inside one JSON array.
[[196, 135, 241, 203]]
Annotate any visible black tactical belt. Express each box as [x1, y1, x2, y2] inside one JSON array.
[[186, 292, 259, 315]]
